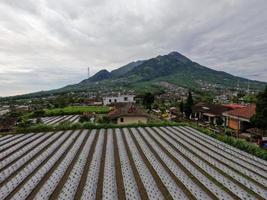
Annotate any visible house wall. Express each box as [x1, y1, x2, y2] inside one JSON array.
[[228, 118, 239, 130], [103, 95, 135, 105], [116, 116, 148, 125]]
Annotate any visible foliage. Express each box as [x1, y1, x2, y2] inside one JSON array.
[[216, 118, 224, 126], [251, 86, 267, 131], [17, 118, 34, 128], [97, 116, 111, 124], [32, 110, 45, 118], [14, 121, 182, 134], [179, 101, 184, 114], [44, 106, 110, 116], [243, 94, 257, 103], [191, 125, 267, 161], [142, 93, 155, 110], [184, 91, 193, 118]]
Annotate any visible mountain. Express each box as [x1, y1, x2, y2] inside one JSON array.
[[4, 51, 267, 99], [111, 60, 145, 77], [80, 69, 111, 84], [81, 60, 145, 84], [73, 51, 266, 92]]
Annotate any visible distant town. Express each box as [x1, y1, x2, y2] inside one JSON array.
[[1, 84, 266, 149]]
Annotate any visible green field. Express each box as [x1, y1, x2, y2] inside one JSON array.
[[44, 106, 110, 116]]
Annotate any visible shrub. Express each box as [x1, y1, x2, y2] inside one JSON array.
[[191, 124, 267, 161]]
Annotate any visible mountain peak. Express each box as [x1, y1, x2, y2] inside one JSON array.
[[167, 51, 192, 63], [168, 51, 183, 56]]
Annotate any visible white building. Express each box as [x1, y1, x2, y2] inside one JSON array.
[[0, 109, 9, 116], [103, 94, 135, 105]]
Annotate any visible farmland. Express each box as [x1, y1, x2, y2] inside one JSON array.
[[40, 115, 80, 125], [0, 126, 266, 199], [44, 106, 110, 116]]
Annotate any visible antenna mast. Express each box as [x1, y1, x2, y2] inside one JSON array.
[[88, 67, 90, 79]]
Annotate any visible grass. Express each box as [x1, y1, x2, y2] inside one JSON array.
[[44, 106, 110, 116], [13, 121, 181, 134]]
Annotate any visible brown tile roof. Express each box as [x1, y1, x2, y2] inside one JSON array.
[[108, 104, 149, 119], [193, 103, 232, 116], [223, 105, 256, 119]]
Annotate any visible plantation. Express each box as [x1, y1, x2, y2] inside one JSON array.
[[0, 126, 266, 199], [44, 106, 110, 116]]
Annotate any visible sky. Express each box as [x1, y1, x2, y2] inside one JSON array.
[[0, 0, 267, 97]]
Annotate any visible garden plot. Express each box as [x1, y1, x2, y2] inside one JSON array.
[[0, 126, 266, 200], [40, 115, 80, 125]]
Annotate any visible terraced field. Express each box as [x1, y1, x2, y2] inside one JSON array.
[[40, 115, 80, 125], [0, 126, 266, 200]]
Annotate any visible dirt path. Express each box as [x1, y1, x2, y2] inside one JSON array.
[[112, 129, 126, 200], [95, 129, 107, 200], [0, 131, 66, 187], [158, 127, 264, 200], [3, 131, 78, 200], [74, 130, 99, 200], [121, 128, 149, 199], [128, 128, 173, 200]]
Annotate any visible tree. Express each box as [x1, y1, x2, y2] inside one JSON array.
[[251, 86, 267, 131], [179, 101, 184, 114], [142, 93, 155, 110], [32, 109, 45, 118], [184, 91, 194, 118]]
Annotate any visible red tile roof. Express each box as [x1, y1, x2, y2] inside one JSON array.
[[223, 105, 256, 119], [223, 104, 246, 110]]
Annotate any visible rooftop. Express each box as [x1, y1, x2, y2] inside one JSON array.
[[108, 104, 149, 119], [223, 105, 256, 119], [193, 103, 232, 116]]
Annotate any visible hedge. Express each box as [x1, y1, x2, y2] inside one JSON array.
[[191, 125, 267, 161]]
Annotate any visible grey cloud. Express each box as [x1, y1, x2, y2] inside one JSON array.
[[0, 0, 267, 96]]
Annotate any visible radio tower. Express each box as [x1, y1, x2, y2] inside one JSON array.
[[88, 67, 90, 79]]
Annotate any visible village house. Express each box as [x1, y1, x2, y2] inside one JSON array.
[[192, 103, 232, 126], [0, 108, 9, 117], [223, 105, 256, 132], [103, 94, 135, 106], [108, 104, 150, 125]]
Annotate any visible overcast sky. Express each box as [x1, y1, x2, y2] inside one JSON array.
[[0, 0, 267, 97]]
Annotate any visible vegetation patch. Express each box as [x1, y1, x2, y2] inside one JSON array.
[[44, 106, 110, 116], [190, 124, 267, 161]]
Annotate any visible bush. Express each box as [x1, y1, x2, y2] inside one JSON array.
[[44, 106, 109, 116], [192, 125, 267, 161]]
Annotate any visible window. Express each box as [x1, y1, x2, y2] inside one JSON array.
[[114, 99, 117, 102], [109, 99, 111, 102], [120, 118, 124, 122], [124, 97, 128, 101]]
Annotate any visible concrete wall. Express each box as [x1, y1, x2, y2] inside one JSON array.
[[228, 118, 239, 130], [116, 116, 148, 125], [103, 95, 135, 105]]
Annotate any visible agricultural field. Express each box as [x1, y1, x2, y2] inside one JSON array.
[[44, 106, 110, 116], [0, 126, 266, 199], [40, 115, 80, 125]]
